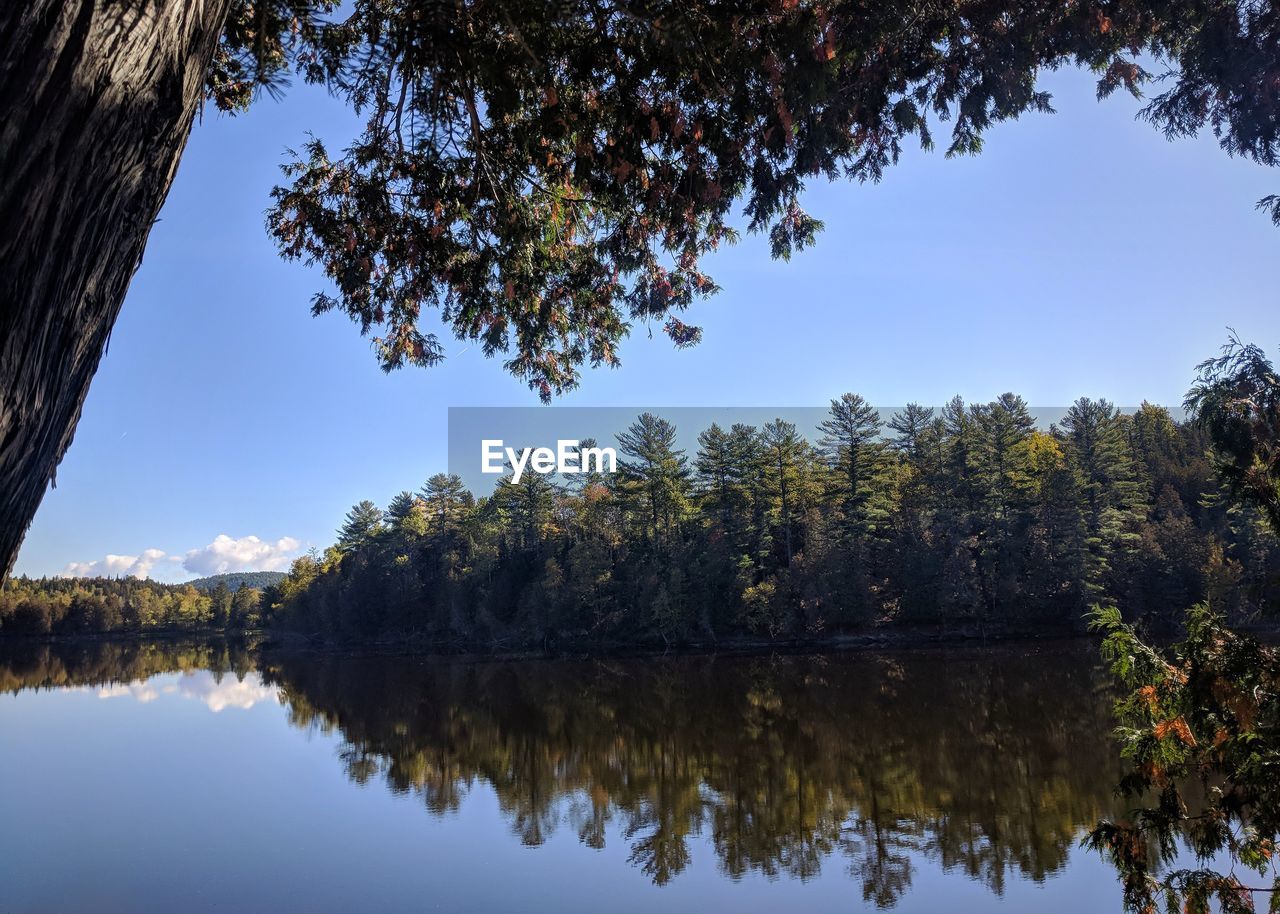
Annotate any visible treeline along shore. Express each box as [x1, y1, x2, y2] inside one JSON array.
[[7, 392, 1275, 650]]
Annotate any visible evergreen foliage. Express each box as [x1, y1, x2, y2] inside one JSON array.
[[1088, 339, 1280, 913], [258, 392, 1280, 645], [186, 571, 286, 592], [211, 1, 1280, 397]]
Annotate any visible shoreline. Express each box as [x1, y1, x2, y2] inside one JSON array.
[[5, 619, 1275, 662], [0, 622, 1099, 659]]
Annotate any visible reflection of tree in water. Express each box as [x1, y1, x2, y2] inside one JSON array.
[[261, 643, 1125, 903], [0, 639, 256, 693], [0, 640, 1124, 902]]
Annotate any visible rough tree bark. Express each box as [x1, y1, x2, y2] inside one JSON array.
[[0, 1, 231, 576]]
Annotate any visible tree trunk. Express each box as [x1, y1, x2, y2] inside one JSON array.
[[0, 1, 231, 576]]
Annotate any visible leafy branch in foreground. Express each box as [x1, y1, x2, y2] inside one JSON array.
[[1088, 338, 1280, 913], [1186, 336, 1280, 535], [243, 0, 1280, 399], [6, 1, 1280, 580], [1086, 604, 1280, 914]]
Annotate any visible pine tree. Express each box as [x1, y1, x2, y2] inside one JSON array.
[[421, 473, 472, 535], [888, 404, 936, 461], [489, 472, 557, 551], [729, 424, 773, 575], [887, 406, 944, 622], [976, 393, 1036, 504], [384, 491, 421, 526], [695, 424, 740, 531], [1058, 398, 1149, 598], [337, 500, 385, 553], [818, 393, 888, 543], [210, 581, 233, 629], [564, 438, 612, 498], [230, 584, 259, 629], [1186, 338, 1280, 531], [762, 419, 806, 568], [242, 360, 1280, 644], [1060, 399, 1146, 514], [930, 396, 987, 619], [971, 394, 1037, 616], [615, 414, 690, 547]]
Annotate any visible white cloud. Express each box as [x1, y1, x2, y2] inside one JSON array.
[[62, 547, 173, 579], [60, 534, 302, 580], [180, 534, 302, 576]]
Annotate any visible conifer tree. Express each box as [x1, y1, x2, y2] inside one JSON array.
[[489, 472, 557, 551], [384, 491, 421, 526], [1059, 398, 1149, 597], [818, 394, 888, 543], [7, 0, 1280, 577], [931, 397, 987, 617], [976, 393, 1037, 503], [1060, 399, 1147, 514], [615, 414, 690, 546], [729, 424, 774, 576], [888, 404, 936, 461], [1186, 338, 1280, 531], [695, 424, 740, 531], [421, 474, 472, 535], [201, 355, 1280, 647], [210, 580, 233, 629], [336, 500, 384, 553], [887, 405, 944, 622], [762, 419, 807, 568], [230, 584, 259, 628], [971, 394, 1037, 615], [563, 438, 611, 498]]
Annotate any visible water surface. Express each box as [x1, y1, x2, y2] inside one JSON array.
[[0, 639, 1129, 912]]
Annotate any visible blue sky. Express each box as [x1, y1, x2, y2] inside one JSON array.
[[14, 66, 1278, 581]]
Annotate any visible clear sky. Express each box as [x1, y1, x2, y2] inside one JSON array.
[[13, 66, 1278, 582]]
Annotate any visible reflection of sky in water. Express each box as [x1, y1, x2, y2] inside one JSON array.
[[0, 645, 1135, 913], [92, 671, 279, 712]]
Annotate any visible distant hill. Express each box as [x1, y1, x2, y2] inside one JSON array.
[[185, 571, 286, 592]]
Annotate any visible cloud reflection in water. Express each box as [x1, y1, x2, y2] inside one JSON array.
[[94, 670, 279, 712]]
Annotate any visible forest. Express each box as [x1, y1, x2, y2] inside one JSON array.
[[5, 390, 1276, 647], [0, 575, 260, 636], [187, 571, 286, 593], [256, 392, 1279, 646]]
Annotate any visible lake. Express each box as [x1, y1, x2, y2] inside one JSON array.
[[0, 639, 1131, 912]]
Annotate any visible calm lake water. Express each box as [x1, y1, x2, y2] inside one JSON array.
[[0, 639, 1132, 912]]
